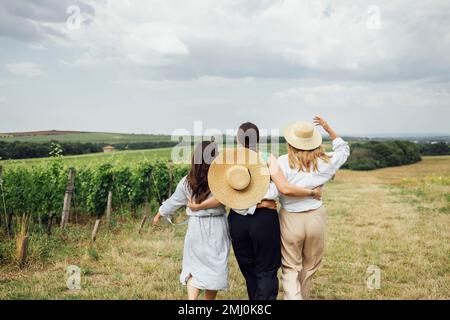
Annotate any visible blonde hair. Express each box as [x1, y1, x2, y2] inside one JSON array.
[[288, 144, 331, 173]]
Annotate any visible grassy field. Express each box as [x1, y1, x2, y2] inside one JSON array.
[[0, 132, 172, 144], [0, 156, 448, 299]]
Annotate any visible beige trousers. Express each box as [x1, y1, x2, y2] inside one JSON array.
[[279, 206, 327, 300]]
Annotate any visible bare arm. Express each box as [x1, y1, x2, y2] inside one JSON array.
[[188, 197, 222, 211], [152, 212, 162, 226], [268, 154, 322, 199], [314, 116, 350, 172], [314, 116, 337, 140]]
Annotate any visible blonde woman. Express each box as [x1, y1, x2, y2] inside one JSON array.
[[271, 116, 350, 300]]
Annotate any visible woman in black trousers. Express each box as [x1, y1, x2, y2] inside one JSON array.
[[228, 206, 281, 300]]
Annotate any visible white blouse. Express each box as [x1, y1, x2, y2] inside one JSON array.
[[278, 137, 350, 213]]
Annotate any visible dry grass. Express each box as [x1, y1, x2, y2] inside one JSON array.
[[0, 156, 449, 300]]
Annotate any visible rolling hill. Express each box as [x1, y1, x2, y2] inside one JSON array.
[[0, 130, 173, 144]]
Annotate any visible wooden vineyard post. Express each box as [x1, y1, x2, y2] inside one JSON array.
[[47, 213, 54, 235], [7, 211, 13, 238], [105, 191, 113, 228], [0, 165, 3, 229], [16, 214, 29, 268], [60, 168, 76, 228], [138, 171, 152, 234], [168, 160, 173, 198], [0, 164, 9, 236], [17, 236, 28, 268], [91, 219, 101, 242], [138, 215, 148, 235]]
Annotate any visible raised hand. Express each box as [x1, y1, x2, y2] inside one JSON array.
[[313, 116, 337, 140], [313, 116, 330, 131]]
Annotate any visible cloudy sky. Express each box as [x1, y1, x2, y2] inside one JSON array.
[[0, 0, 449, 136]]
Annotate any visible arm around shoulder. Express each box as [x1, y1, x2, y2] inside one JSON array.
[[188, 196, 221, 211], [268, 154, 319, 198]]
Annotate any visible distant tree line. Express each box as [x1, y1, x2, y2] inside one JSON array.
[[343, 140, 422, 170], [0, 139, 448, 164], [418, 142, 450, 156], [113, 141, 178, 151], [0, 141, 178, 160]]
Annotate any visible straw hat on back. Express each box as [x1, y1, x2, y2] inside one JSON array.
[[208, 148, 270, 210], [284, 121, 322, 150]]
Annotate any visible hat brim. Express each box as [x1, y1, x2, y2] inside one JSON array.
[[284, 124, 323, 150], [208, 148, 270, 210]]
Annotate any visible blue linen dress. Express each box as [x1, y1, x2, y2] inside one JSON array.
[[159, 176, 230, 290]]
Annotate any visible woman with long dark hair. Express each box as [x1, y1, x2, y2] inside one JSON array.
[[152, 141, 230, 300]]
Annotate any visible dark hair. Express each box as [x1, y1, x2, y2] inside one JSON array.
[[186, 141, 218, 203], [237, 122, 260, 151]]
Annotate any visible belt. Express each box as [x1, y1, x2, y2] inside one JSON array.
[[256, 200, 277, 210], [165, 212, 225, 226]]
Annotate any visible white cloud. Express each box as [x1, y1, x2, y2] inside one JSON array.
[[29, 43, 47, 50], [53, 1, 192, 67], [113, 75, 255, 89], [2, 0, 450, 80], [5, 62, 43, 77], [0, 0, 449, 135], [273, 82, 450, 109]]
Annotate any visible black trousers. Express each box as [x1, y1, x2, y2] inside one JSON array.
[[228, 208, 282, 300]]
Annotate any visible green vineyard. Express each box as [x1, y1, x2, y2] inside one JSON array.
[[0, 156, 189, 229]]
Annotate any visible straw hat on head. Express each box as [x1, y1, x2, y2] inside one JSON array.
[[208, 148, 270, 210], [284, 121, 323, 150]]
